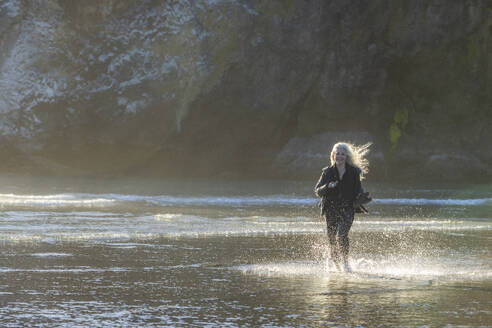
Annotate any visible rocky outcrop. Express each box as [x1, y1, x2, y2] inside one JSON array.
[[0, 0, 490, 181]]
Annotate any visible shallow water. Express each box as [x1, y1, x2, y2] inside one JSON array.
[[0, 176, 490, 326]]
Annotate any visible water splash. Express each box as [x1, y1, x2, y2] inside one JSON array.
[[237, 256, 492, 282]]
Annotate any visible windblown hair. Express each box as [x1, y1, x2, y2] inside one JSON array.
[[330, 142, 371, 180]]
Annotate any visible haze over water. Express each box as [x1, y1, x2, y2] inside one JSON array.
[[0, 176, 490, 326]]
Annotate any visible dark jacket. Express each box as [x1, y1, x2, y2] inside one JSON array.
[[314, 163, 362, 215]]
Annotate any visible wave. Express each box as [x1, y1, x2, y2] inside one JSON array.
[[0, 211, 490, 243], [0, 193, 490, 208], [114, 194, 315, 206], [0, 267, 130, 273], [0, 193, 313, 208], [0, 193, 115, 207], [373, 198, 492, 206], [354, 219, 492, 231]]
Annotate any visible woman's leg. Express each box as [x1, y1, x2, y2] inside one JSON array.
[[325, 214, 341, 269], [338, 207, 355, 271]]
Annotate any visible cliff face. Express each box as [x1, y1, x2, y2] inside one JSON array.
[[0, 0, 490, 180]]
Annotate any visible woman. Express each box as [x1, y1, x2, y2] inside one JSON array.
[[314, 142, 370, 272]]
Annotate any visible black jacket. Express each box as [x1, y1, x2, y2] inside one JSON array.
[[314, 163, 362, 214]]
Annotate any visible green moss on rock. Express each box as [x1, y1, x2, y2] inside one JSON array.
[[389, 107, 408, 152]]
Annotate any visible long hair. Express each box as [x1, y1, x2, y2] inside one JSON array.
[[330, 142, 371, 180]]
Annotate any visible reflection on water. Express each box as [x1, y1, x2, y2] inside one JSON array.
[[0, 233, 490, 327], [0, 177, 490, 326]]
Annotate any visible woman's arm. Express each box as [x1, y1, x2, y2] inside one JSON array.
[[315, 170, 338, 198], [314, 171, 328, 197]]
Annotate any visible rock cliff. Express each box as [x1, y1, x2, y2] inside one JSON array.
[[0, 0, 490, 181]]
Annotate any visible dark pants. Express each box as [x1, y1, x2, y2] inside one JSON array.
[[324, 206, 355, 264]]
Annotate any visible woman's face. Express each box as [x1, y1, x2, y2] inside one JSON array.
[[334, 147, 347, 166]]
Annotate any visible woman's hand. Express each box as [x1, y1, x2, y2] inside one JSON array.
[[328, 181, 338, 188]]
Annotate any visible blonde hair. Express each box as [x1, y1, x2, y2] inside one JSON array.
[[330, 142, 371, 180]]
